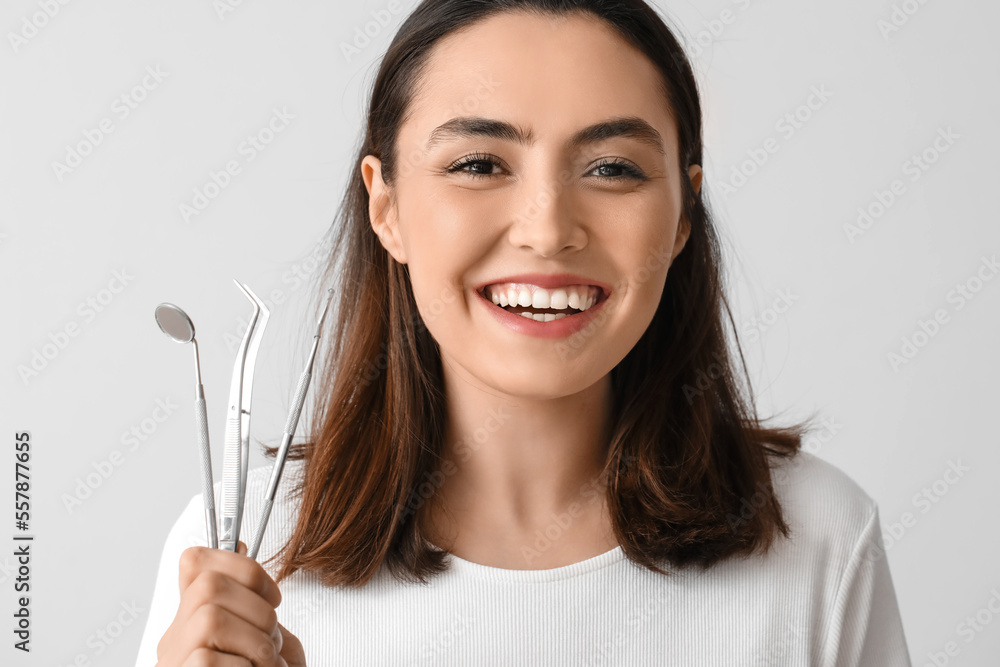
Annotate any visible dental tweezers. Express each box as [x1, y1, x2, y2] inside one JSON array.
[[247, 288, 334, 560], [218, 280, 269, 552]]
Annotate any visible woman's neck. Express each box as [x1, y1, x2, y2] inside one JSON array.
[[422, 361, 619, 569]]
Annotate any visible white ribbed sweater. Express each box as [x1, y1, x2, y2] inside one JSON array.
[[134, 451, 911, 666]]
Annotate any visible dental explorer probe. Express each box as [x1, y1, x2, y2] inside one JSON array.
[[219, 281, 262, 552], [234, 282, 270, 549], [153, 303, 218, 549], [247, 288, 334, 560]]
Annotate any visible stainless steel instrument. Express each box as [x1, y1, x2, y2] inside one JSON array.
[[156, 279, 329, 561], [218, 280, 269, 552], [154, 303, 218, 549], [247, 288, 334, 559], [234, 282, 270, 551]]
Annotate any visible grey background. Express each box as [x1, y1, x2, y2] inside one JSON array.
[[1, 0, 998, 665]]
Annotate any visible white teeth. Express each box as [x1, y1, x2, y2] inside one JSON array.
[[515, 312, 569, 321], [484, 283, 602, 312], [531, 288, 551, 309]]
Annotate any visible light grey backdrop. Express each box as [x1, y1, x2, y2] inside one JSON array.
[[1, 0, 997, 665]]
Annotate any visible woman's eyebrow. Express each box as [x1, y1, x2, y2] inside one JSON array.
[[424, 115, 665, 156]]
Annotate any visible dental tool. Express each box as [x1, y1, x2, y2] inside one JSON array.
[[235, 282, 269, 552], [154, 303, 218, 549], [218, 280, 265, 552], [247, 288, 334, 560]]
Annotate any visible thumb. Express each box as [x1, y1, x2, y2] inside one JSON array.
[[236, 540, 247, 556]]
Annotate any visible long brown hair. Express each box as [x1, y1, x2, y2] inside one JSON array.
[[264, 0, 814, 589]]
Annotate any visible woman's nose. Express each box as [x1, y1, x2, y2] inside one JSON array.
[[505, 171, 587, 257]]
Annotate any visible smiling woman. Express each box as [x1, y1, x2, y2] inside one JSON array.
[[136, 1, 911, 666]]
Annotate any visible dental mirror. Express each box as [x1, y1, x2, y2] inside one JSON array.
[[153, 301, 218, 548], [155, 303, 195, 344]]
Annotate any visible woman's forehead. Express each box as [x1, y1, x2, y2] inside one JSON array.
[[404, 12, 677, 153], [416, 11, 662, 107]]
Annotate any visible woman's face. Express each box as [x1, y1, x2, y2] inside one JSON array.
[[362, 10, 701, 398]]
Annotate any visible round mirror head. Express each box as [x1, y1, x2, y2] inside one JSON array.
[[155, 303, 195, 343]]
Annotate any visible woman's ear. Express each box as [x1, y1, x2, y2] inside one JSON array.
[[672, 163, 702, 260], [688, 163, 703, 197], [361, 155, 407, 265]]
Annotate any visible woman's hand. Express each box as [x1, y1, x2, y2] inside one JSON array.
[[155, 540, 307, 666]]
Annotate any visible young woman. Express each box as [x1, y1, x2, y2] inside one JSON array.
[[137, 1, 911, 665]]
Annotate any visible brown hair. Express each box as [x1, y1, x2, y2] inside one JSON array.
[[263, 0, 814, 589]]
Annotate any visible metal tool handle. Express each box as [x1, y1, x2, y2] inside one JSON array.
[[247, 371, 310, 559], [195, 392, 218, 549], [236, 285, 269, 546], [246, 289, 333, 559], [284, 370, 312, 435], [247, 497, 273, 561], [218, 411, 242, 552], [219, 281, 260, 553]]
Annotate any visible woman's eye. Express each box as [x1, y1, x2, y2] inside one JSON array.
[[589, 160, 646, 181], [445, 154, 646, 181], [446, 154, 503, 180]]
